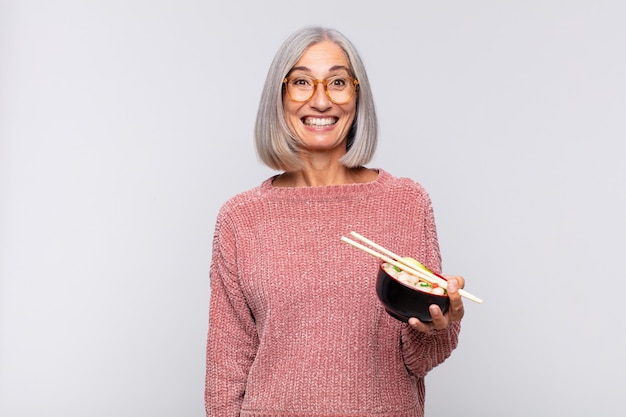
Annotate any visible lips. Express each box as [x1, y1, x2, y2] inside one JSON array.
[[302, 117, 337, 127]]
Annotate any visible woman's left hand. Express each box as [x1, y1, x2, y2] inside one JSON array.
[[408, 276, 465, 332]]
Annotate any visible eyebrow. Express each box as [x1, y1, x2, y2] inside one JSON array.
[[289, 65, 351, 74]]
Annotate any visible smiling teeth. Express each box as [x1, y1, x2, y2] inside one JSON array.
[[303, 117, 336, 127]]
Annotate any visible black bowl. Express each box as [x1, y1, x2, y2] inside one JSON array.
[[376, 263, 449, 323]]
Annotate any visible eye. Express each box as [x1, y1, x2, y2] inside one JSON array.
[[290, 77, 313, 88], [328, 77, 349, 89]]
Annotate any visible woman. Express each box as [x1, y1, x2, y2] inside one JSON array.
[[205, 26, 465, 417]]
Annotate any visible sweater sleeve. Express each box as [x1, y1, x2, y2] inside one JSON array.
[[400, 322, 461, 378], [205, 211, 258, 417], [400, 191, 461, 378]]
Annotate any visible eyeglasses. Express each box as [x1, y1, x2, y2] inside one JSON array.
[[283, 75, 359, 104]]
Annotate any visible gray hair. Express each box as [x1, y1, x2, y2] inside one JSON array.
[[254, 26, 378, 171]]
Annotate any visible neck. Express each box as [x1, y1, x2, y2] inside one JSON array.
[[274, 165, 377, 187]]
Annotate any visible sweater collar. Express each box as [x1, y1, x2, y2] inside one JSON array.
[[260, 168, 391, 200]]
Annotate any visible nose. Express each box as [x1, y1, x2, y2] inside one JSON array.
[[309, 80, 332, 110]]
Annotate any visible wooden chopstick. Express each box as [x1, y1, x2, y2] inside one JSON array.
[[340, 236, 444, 289], [349, 232, 449, 287], [342, 232, 483, 304], [340, 236, 441, 286], [346, 232, 483, 304]]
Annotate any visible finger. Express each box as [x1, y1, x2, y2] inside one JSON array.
[[408, 317, 435, 333], [455, 275, 465, 289], [443, 274, 465, 289], [446, 278, 465, 321], [429, 304, 449, 330]]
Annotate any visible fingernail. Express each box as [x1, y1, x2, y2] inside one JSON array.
[[448, 279, 457, 292]]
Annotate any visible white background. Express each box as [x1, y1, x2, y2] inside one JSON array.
[[1, 1, 625, 416]]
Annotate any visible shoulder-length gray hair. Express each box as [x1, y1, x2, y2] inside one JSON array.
[[254, 26, 378, 171]]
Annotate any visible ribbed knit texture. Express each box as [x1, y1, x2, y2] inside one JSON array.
[[205, 169, 461, 417]]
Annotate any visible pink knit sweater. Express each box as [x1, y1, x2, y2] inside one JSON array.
[[205, 169, 460, 417]]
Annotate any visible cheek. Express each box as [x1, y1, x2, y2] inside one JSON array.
[[282, 106, 301, 134], [282, 100, 298, 119], [344, 108, 357, 127]]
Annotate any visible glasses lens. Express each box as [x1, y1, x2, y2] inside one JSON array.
[[326, 76, 356, 104], [286, 77, 313, 101]]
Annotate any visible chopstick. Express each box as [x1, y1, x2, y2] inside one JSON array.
[[341, 231, 483, 304], [348, 232, 449, 288]]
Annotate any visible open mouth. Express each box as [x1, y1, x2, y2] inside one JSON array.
[[302, 117, 338, 127]]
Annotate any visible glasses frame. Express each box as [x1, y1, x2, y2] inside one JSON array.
[[283, 75, 359, 104]]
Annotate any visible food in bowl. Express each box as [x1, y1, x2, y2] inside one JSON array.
[[381, 262, 447, 296], [376, 260, 449, 323]]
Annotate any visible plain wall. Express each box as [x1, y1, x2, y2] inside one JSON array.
[[1, 1, 625, 416]]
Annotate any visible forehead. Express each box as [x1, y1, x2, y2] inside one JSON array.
[[292, 40, 350, 73]]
